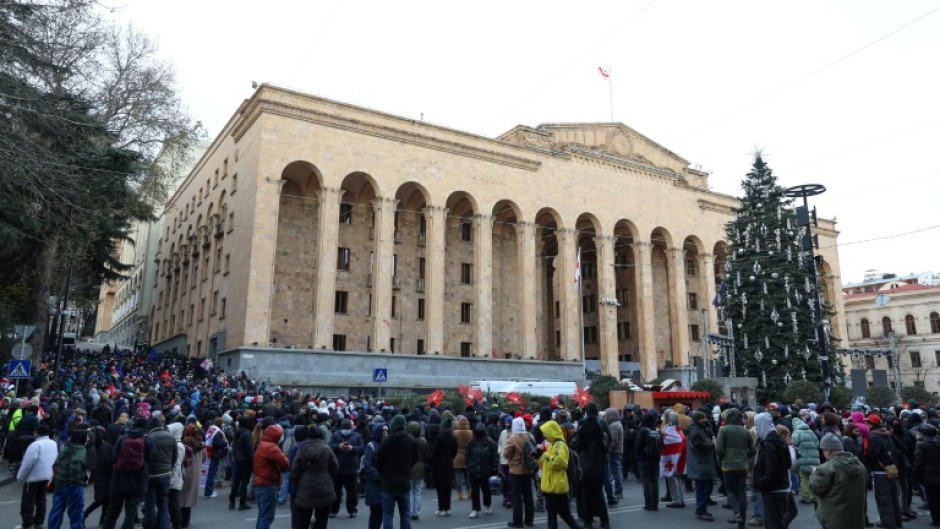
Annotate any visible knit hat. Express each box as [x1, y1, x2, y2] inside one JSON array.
[[819, 433, 843, 452], [389, 415, 406, 433], [511, 417, 526, 433], [70, 428, 88, 445]]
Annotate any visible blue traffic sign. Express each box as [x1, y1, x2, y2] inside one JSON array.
[[373, 368, 388, 383], [9, 359, 31, 379]]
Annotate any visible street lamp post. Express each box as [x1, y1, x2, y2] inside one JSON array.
[[783, 183, 831, 402]]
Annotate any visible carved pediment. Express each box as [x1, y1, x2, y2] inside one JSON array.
[[499, 122, 690, 174]]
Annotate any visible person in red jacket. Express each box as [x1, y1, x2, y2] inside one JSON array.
[[253, 424, 290, 529]]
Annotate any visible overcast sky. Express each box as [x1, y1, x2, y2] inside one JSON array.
[[109, 1, 940, 285]]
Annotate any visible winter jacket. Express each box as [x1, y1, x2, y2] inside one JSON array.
[[913, 435, 940, 488], [605, 408, 624, 455], [407, 421, 427, 481], [328, 428, 364, 475], [253, 424, 290, 487], [685, 420, 717, 480], [538, 421, 570, 494], [361, 428, 384, 507], [147, 427, 178, 478], [109, 428, 152, 497], [375, 427, 418, 493], [503, 431, 533, 476], [865, 428, 895, 472], [430, 428, 458, 486], [453, 417, 472, 469], [92, 438, 115, 502], [53, 442, 87, 487], [232, 427, 254, 463], [809, 451, 867, 529], [168, 423, 185, 490], [754, 423, 791, 492], [575, 415, 609, 481], [791, 418, 820, 470], [716, 419, 753, 472], [465, 425, 498, 478], [291, 437, 338, 510], [16, 435, 58, 483]]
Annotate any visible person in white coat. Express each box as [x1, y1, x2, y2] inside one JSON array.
[[167, 423, 186, 529], [16, 424, 58, 529]]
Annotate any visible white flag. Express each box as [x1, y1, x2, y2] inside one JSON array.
[[573, 248, 582, 291]]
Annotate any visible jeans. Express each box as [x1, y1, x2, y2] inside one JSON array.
[[21, 481, 47, 528], [254, 485, 278, 529], [762, 492, 797, 529], [694, 478, 714, 515], [293, 505, 329, 529], [454, 469, 468, 496], [332, 473, 359, 514], [48, 484, 84, 529], [368, 505, 382, 529], [168, 489, 181, 529], [723, 470, 748, 520], [103, 494, 140, 529], [278, 470, 291, 503], [205, 457, 221, 496], [143, 476, 170, 529], [603, 457, 614, 502], [639, 460, 660, 510], [511, 474, 534, 525], [409, 479, 424, 517], [469, 474, 491, 512], [750, 486, 764, 520], [544, 492, 579, 529], [608, 452, 623, 495], [499, 464, 513, 504], [381, 490, 411, 529]]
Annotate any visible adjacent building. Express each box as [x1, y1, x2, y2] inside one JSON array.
[[135, 85, 846, 388]]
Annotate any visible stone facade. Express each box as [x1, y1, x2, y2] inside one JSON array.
[[146, 85, 846, 385]]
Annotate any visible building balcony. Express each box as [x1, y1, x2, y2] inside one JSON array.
[[416, 278, 426, 292], [392, 276, 401, 290]]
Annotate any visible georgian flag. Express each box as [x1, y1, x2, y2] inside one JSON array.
[[598, 66, 610, 80], [660, 425, 685, 477], [573, 248, 582, 291]]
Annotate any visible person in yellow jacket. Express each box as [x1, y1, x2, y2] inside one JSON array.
[[538, 420, 584, 529]]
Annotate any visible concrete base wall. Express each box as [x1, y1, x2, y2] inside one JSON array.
[[217, 346, 586, 390]]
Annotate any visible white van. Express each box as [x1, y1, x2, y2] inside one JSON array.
[[470, 379, 578, 398]]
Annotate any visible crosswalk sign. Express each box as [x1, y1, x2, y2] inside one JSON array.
[[9, 359, 31, 379], [373, 368, 388, 383]]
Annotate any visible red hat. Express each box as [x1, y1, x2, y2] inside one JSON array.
[[864, 414, 881, 426]]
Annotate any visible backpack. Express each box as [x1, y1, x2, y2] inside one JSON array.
[[521, 435, 539, 474], [643, 428, 663, 459], [211, 430, 229, 458], [115, 435, 146, 472], [567, 443, 583, 483]]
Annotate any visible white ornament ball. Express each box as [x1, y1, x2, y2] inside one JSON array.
[[771, 359, 778, 365], [749, 275, 756, 281]]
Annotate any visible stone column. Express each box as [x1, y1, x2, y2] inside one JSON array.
[[558, 229, 580, 362], [424, 206, 447, 355], [474, 214, 493, 358], [633, 240, 658, 380], [516, 222, 538, 359], [668, 247, 691, 368], [313, 187, 345, 349], [371, 196, 397, 352], [595, 235, 619, 377], [244, 177, 284, 346], [701, 253, 718, 378]]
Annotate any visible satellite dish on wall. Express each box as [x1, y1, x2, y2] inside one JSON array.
[[875, 293, 890, 307]]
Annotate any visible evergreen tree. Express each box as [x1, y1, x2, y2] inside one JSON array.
[[718, 153, 840, 402]]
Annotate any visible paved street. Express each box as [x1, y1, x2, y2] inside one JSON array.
[[0, 472, 900, 529]]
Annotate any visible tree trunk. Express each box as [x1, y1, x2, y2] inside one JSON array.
[[25, 237, 58, 362]]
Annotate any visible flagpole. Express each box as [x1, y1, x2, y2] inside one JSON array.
[[578, 253, 586, 377], [608, 67, 614, 122]]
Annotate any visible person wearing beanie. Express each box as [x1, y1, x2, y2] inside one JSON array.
[[503, 415, 535, 527], [429, 413, 457, 516], [809, 433, 866, 529], [375, 414, 418, 529], [47, 426, 88, 529], [16, 423, 58, 529], [716, 409, 754, 529], [687, 410, 717, 521], [328, 416, 365, 518], [914, 424, 940, 525]]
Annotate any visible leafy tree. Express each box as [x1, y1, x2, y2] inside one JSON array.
[[866, 386, 897, 408], [691, 378, 726, 401], [718, 153, 843, 402], [829, 384, 854, 411], [900, 385, 931, 406], [782, 380, 823, 406], [589, 375, 622, 409]]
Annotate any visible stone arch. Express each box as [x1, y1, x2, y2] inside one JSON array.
[[492, 200, 522, 359], [576, 213, 601, 362], [270, 161, 325, 349], [442, 191, 479, 356], [535, 207, 562, 361], [393, 182, 432, 354], [341, 171, 380, 204]]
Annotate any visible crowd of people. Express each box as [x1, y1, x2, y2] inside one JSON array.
[[4, 348, 940, 529]]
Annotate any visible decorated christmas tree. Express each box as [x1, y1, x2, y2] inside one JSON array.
[[718, 153, 840, 402]]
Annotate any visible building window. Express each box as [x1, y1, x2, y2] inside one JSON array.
[[224, 253, 230, 274], [214, 246, 223, 273], [584, 325, 598, 345], [199, 297, 205, 321], [582, 294, 597, 313], [911, 351, 922, 368], [915, 380, 926, 388], [617, 321, 631, 341], [906, 314, 918, 335], [689, 324, 701, 342], [555, 301, 560, 318], [417, 298, 425, 320], [686, 260, 698, 276], [390, 338, 396, 353], [934, 350, 940, 366], [418, 257, 426, 279], [461, 263, 472, 284], [882, 316, 892, 337], [417, 339, 425, 355], [332, 334, 347, 351], [211, 290, 219, 315], [931, 312, 940, 334], [334, 291, 349, 314], [460, 342, 472, 357], [582, 263, 596, 279], [189, 304, 194, 325], [860, 318, 870, 339], [556, 330, 561, 347], [337, 247, 351, 271], [191, 265, 198, 288], [391, 296, 397, 318], [339, 203, 353, 224], [231, 173, 237, 193], [617, 288, 629, 306], [461, 222, 472, 242], [220, 298, 226, 318], [688, 292, 698, 310], [461, 302, 472, 323], [866, 356, 876, 369]]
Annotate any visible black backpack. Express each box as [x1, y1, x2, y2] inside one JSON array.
[[643, 428, 662, 459]]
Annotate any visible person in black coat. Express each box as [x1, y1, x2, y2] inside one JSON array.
[[865, 415, 902, 529], [753, 412, 795, 529], [375, 415, 418, 528], [228, 416, 255, 510], [465, 423, 498, 517], [576, 403, 610, 529], [913, 424, 940, 525], [104, 418, 153, 529], [84, 426, 115, 527], [428, 417, 458, 515]]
